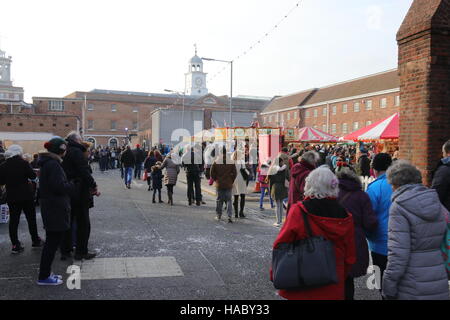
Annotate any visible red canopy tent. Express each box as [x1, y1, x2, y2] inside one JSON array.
[[343, 113, 399, 141], [296, 127, 339, 142]]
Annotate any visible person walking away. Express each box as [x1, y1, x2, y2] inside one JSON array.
[[287, 151, 319, 211], [161, 153, 179, 205], [232, 150, 249, 219], [37, 137, 74, 285], [210, 148, 237, 223], [60, 132, 99, 261], [110, 148, 117, 169], [270, 166, 356, 300], [99, 147, 108, 172], [0, 145, 43, 253], [432, 139, 450, 211], [133, 144, 145, 180], [336, 167, 378, 300], [182, 145, 202, 206], [365, 153, 393, 297], [382, 161, 449, 300], [121, 146, 135, 189], [358, 150, 371, 177], [151, 162, 164, 203], [144, 151, 157, 191], [268, 157, 289, 227], [258, 162, 274, 211]]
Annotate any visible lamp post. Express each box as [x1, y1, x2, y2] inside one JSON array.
[[201, 57, 233, 127], [125, 127, 129, 145], [164, 89, 186, 130]]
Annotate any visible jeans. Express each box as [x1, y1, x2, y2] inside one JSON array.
[[152, 188, 162, 201], [61, 205, 91, 256], [39, 231, 64, 280], [134, 162, 143, 179], [186, 173, 201, 203], [99, 157, 108, 171], [124, 167, 133, 185], [259, 187, 274, 208], [8, 201, 40, 246], [233, 194, 246, 215], [371, 251, 388, 297], [216, 188, 232, 218], [275, 200, 284, 224]]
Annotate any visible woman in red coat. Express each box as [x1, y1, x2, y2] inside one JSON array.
[[271, 166, 356, 300]]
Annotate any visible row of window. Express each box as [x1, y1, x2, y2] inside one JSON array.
[[305, 96, 399, 118], [87, 120, 138, 131], [326, 121, 372, 134], [4, 122, 70, 128], [263, 95, 399, 124], [0, 93, 20, 100], [87, 104, 139, 113]]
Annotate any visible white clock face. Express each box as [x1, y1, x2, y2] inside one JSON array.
[[195, 77, 203, 86]]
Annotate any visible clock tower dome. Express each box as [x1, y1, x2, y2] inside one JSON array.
[[185, 45, 208, 96]]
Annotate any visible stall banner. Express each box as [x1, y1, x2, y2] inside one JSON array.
[[233, 128, 246, 139], [258, 134, 281, 166], [284, 129, 297, 141]]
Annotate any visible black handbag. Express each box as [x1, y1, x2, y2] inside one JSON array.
[[240, 167, 249, 181], [272, 204, 338, 290]]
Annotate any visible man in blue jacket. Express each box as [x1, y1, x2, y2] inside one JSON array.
[[366, 153, 393, 296]]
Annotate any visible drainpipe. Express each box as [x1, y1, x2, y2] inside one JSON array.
[[326, 103, 330, 133]]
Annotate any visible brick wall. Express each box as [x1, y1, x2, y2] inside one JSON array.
[[0, 113, 79, 138], [397, 0, 450, 185]]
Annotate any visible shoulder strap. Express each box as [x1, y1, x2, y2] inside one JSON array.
[[296, 202, 313, 238]]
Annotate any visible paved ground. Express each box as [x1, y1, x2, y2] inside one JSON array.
[[0, 169, 381, 300]]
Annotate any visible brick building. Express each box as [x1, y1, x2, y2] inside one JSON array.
[[261, 69, 401, 137]]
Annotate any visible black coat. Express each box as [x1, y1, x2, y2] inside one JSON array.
[[0, 155, 36, 203], [62, 140, 97, 206], [121, 149, 136, 168], [151, 167, 163, 189], [133, 148, 146, 163], [431, 158, 450, 211], [358, 154, 371, 177], [38, 153, 74, 232], [144, 156, 157, 171]]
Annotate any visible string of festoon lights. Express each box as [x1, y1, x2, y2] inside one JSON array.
[[207, 0, 302, 84]]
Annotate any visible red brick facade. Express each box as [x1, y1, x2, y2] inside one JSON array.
[[397, 0, 450, 185]]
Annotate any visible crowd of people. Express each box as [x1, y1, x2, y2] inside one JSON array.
[[0, 134, 448, 300]]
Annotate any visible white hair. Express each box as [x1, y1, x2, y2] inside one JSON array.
[[66, 131, 81, 142], [5, 144, 23, 158], [304, 165, 339, 199]]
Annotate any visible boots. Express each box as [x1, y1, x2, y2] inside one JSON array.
[[158, 194, 163, 203], [168, 192, 173, 205]]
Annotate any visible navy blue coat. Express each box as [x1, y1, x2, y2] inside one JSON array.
[[38, 153, 74, 232], [151, 167, 163, 190]]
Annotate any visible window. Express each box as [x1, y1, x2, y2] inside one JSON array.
[[395, 95, 400, 107], [111, 104, 117, 112], [14, 94, 19, 100], [305, 110, 310, 118], [366, 120, 372, 126], [313, 125, 318, 129], [294, 112, 297, 119], [322, 124, 327, 132], [332, 106, 337, 115], [354, 102, 360, 112], [111, 120, 116, 130], [87, 120, 94, 130], [281, 113, 284, 122], [380, 98, 387, 108], [342, 123, 348, 134], [313, 109, 318, 118], [133, 121, 138, 130], [353, 122, 359, 131], [0, 93, 4, 99], [342, 104, 348, 113], [87, 104, 94, 111], [48, 100, 64, 111], [133, 106, 138, 113], [365, 100, 372, 110], [323, 107, 327, 116], [331, 124, 337, 134], [287, 113, 290, 121]]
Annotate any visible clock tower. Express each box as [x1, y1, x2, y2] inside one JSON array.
[[185, 46, 208, 96]]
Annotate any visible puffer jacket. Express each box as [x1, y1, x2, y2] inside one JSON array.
[[161, 157, 179, 186], [210, 154, 237, 190], [432, 156, 450, 211], [382, 184, 449, 300]]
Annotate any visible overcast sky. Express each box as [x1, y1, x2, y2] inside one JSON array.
[[0, 0, 413, 102]]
